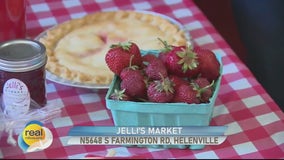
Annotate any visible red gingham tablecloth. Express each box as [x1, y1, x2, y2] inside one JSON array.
[[1, 0, 284, 159]]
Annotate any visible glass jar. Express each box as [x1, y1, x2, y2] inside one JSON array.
[[0, 39, 47, 116]]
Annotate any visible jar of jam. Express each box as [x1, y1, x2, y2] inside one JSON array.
[[0, 39, 47, 117]]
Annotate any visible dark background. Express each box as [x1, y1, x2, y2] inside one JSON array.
[[194, 0, 284, 112]]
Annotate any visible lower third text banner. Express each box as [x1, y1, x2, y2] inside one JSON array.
[[67, 126, 228, 146]]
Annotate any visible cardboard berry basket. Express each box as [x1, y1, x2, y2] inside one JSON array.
[[105, 50, 222, 149]]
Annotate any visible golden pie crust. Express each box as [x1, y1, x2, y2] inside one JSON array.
[[39, 10, 188, 85]]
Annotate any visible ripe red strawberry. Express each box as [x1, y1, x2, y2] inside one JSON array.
[[141, 53, 158, 69], [120, 72, 147, 99], [120, 67, 143, 80], [120, 52, 144, 79], [164, 43, 200, 78], [193, 47, 220, 82], [168, 75, 189, 90], [145, 58, 167, 80], [105, 41, 142, 75], [157, 38, 171, 64], [142, 54, 158, 63], [147, 77, 175, 103], [158, 52, 168, 65], [172, 84, 200, 104], [191, 77, 214, 103], [110, 89, 132, 101]]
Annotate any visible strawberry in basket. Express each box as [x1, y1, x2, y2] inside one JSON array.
[[105, 40, 220, 104]]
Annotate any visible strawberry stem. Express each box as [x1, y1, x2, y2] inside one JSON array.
[[177, 43, 198, 72], [157, 38, 172, 52], [110, 89, 128, 100], [128, 55, 139, 70], [191, 80, 215, 98], [154, 73, 174, 94], [110, 41, 132, 51]]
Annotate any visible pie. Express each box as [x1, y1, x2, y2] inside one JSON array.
[[39, 10, 188, 85]]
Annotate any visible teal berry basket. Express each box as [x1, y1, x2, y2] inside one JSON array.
[[105, 50, 223, 150]]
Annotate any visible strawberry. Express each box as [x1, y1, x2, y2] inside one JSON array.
[[193, 47, 220, 82], [191, 77, 214, 103], [172, 84, 200, 104], [147, 76, 175, 103], [120, 67, 143, 80], [168, 74, 189, 90], [110, 89, 132, 101], [120, 71, 147, 99], [145, 58, 167, 80], [105, 41, 142, 75], [120, 55, 142, 80], [157, 38, 171, 64], [164, 42, 200, 78], [141, 53, 158, 69], [142, 53, 158, 63]]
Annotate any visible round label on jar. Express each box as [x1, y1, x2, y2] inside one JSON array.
[[2, 78, 30, 118]]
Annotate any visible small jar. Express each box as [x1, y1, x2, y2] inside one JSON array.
[[0, 39, 47, 117]]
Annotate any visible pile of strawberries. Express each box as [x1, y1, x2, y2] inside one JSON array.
[[105, 39, 220, 104]]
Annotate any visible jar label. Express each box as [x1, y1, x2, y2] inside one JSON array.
[[2, 78, 30, 117]]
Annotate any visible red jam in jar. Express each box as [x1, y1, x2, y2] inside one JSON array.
[[0, 39, 47, 114]]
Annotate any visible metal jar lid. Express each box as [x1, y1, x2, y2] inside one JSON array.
[[0, 39, 47, 72]]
